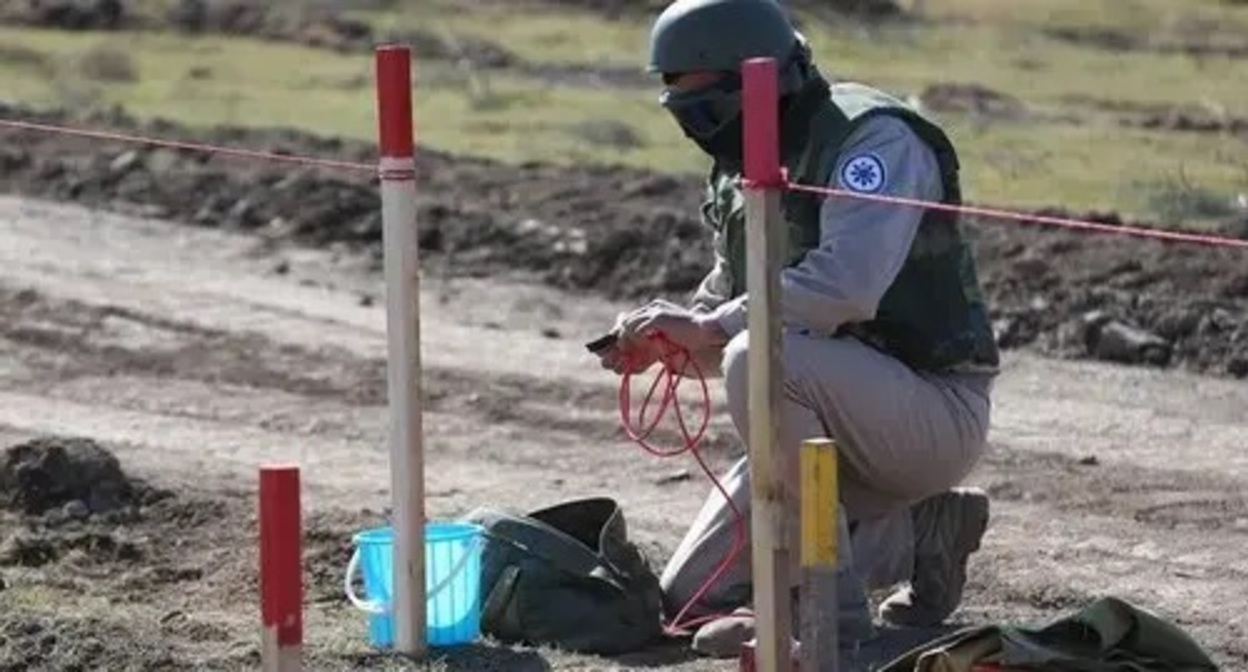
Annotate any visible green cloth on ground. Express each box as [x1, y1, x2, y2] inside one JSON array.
[[879, 596, 1219, 672]]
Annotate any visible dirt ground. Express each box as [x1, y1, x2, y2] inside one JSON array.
[[0, 172, 1245, 672]]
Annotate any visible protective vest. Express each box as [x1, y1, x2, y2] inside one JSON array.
[[702, 80, 1000, 373]]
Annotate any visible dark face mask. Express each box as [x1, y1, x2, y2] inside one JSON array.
[[660, 73, 745, 164]]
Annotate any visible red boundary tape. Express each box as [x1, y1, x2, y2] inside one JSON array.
[[0, 117, 373, 172]]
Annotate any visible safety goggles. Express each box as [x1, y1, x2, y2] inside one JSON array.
[[659, 71, 743, 139]]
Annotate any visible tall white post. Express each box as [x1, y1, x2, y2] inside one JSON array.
[[374, 44, 427, 658]]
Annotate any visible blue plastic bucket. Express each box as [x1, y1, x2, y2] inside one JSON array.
[[344, 521, 484, 648]]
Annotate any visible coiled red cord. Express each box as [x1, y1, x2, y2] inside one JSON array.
[[617, 334, 748, 636]]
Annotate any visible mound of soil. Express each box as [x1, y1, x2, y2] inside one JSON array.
[[0, 104, 1244, 378], [0, 435, 169, 517], [971, 214, 1248, 375], [1059, 95, 1248, 141], [0, 433, 397, 669], [0, 617, 185, 671], [0, 0, 129, 30], [0, 437, 182, 570], [1043, 25, 1248, 59], [167, 3, 516, 66], [0, 436, 252, 669], [919, 82, 1028, 120]]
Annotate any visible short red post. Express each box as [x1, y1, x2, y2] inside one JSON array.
[[260, 465, 302, 672]]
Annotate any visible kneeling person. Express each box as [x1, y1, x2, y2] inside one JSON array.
[[596, 0, 1000, 658]]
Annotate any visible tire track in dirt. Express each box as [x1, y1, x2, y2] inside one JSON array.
[[991, 355, 1248, 478], [0, 233, 734, 559], [13, 271, 1246, 543], [0, 196, 624, 390], [0, 277, 726, 568], [10, 268, 1248, 590], [964, 494, 1248, 666], [10, 276, 1248, 530], [978, 444, 1248, 535], [963, 444, 1248, 665], [0, 281, 737, 452]]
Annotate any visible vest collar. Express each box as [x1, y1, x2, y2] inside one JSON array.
[[779, 77, 834, 165], [710, 77, 838, 176]]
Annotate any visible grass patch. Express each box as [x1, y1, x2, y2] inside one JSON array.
[[0, 43, 54, 75], [794, 21, 1248, 117], [361, 0, 1248, 116], [941, 116, 1248, 223], [923, 0, 1248, 39], [360, 0, 650, 67], [0, 25, 700, 168]]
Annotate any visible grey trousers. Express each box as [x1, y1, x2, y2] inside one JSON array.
[[659, 331, 993, 622]]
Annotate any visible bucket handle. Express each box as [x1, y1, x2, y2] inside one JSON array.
[[344, 535, 484, 615]]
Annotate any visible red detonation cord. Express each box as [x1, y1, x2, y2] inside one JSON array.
[[618, 334, 747, 636]]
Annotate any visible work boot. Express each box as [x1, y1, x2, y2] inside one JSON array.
[[691, 583, 875, 659], [878, 488, 990, 627], [691, 608, 756, 658], [835, 568, 877, 643]]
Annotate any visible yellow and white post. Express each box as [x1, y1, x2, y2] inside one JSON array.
[[799, 438, 839, 671]]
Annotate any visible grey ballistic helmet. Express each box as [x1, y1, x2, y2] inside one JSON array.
[[648, 0, 815, 144]]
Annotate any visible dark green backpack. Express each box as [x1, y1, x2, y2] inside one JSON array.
[[462, 497, 665, 655]]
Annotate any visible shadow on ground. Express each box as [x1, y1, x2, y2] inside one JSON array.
[[343, 642, 554, 671], [851, 624, 968, 667], [609, 636, 703, 667], [591, 623, 964, 670]]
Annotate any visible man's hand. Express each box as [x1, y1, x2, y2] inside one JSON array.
[[616, 299, 728, 353], [593, 299, 729, 376], [597, 337, 664, 375]]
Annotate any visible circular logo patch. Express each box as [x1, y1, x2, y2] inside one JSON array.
[[839, 153, 887, 194]]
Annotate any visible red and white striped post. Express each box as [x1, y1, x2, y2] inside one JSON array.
[[374, 44, 428, 658], [739, 56, 794, 672], [259, 465, 302, 672]]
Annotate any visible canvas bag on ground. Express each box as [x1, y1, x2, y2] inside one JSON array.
[[462, 496, 665, 655], [877, 596, 1218, 672]]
